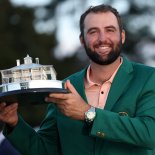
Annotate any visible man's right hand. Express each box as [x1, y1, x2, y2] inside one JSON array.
[[0, 102, 18, 127]]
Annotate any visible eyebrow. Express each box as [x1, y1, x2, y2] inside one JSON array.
[[86, 25, 117, 33], [105, 25, 117, 30]]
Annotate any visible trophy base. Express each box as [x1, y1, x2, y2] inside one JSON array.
[[0, 88, 68, 105]]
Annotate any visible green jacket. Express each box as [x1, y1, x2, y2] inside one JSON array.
[[4, 57, 155, 155]]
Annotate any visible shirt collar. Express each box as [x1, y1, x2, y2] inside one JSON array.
[[85, 57, 123, 88]]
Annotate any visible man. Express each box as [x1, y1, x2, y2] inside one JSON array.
[[1, 4, 155, 155]]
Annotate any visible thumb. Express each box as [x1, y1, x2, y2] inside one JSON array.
[[65, 80, 78, 94]]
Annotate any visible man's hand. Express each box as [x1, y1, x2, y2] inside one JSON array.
[[0, 102, 18, 127], [45, 80, 90, 120]]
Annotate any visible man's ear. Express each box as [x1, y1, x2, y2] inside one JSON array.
[[121, 29, 126, 44], [79, 34, 84, 45]]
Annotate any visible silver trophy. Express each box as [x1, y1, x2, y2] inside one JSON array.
[[0, 55, 67, 105]]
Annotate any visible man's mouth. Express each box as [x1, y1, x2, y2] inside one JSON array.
[[98, 46, 110, 50], [94, 45, 111, 53], [92, 44, 112, 57]]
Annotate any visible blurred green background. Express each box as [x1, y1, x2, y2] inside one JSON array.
[[1, 0, 155, 130]]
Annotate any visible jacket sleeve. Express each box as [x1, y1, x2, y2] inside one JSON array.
[[3, 104, 60, 155], [90, 72, 155, 149]]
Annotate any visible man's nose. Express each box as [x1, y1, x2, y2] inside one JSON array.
[[98, 32, 107, 42]]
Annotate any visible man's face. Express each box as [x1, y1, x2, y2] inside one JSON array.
[[80, 12, 125, 65]]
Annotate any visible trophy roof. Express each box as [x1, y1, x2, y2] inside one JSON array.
[[0, 55, 54, 72], [11, 63, 53, 71], [11, 63, 42, 70], [0, 63, 54, 72]]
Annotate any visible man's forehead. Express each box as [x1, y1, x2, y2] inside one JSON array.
[[84, 12, 119, 29]]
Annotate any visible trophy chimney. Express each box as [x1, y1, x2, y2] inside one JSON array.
[[16, 59, 20, 66], [24, 54, 32, 64], [35, 58, 39, 64]]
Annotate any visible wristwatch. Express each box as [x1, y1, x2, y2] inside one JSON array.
[[85, 106, 96, 125]]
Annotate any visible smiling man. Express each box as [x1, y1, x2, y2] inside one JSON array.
[[82, 11, 124, 66], [1, 4, 155, 155]]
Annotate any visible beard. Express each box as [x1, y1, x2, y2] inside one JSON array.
[[83, 40, 122, 65]]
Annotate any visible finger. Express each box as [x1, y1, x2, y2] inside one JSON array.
[[1, 103, 18, 115], [1, 105, 18, 119], [0, 103, 18, 122], [45, 97, 65, 104], [6, 105, 18, 117], [0, 102, 6, 109], [65, 80, 78, 94], [64, 81, 67, 89], [0, 102, 7, 114], [48, 93, 69, 99]]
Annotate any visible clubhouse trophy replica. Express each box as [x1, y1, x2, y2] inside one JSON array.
[[0, 55, 66, 105]]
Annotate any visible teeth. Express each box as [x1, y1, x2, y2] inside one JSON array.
[[99, 46, 109, 50]]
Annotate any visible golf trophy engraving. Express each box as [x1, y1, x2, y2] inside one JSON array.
[[0, 55, 67, 105]]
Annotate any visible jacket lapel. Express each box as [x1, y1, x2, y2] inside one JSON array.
[[104, 57, 134, 110]]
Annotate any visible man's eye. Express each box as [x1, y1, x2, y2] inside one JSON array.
[[107, 29, 115, 32], [89, 31, 97, 34]]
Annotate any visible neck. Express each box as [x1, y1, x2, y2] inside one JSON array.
[[89, 56, 121, 84]]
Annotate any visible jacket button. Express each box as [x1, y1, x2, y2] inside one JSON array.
[[96, 131, 105, 137]]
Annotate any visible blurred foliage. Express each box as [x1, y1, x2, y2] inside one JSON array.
[[121, 1, 155, 62], [0, 0, 55, 68]]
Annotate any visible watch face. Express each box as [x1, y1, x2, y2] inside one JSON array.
[[87, 111, 96, 119], [85, 106, 96, 123]]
